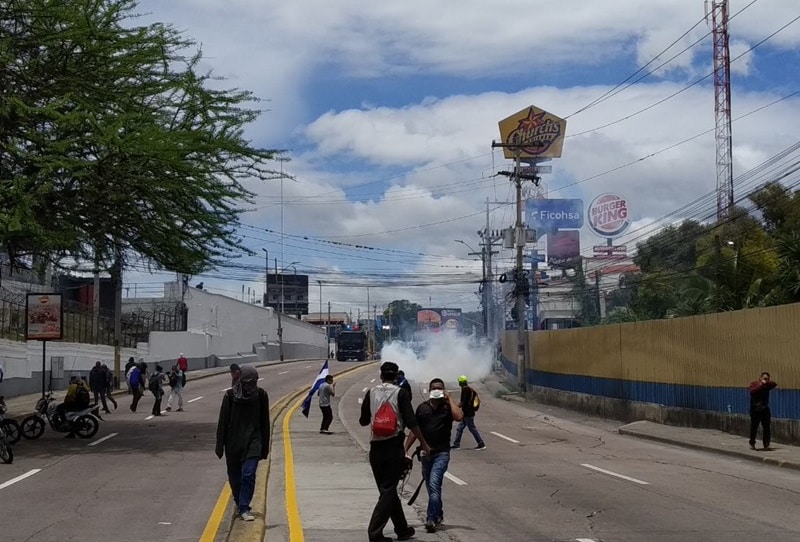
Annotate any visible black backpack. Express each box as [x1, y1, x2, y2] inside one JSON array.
[[168, 371, 179, 387], [75, 384, 90, 407], [148, 374, 161, 393]]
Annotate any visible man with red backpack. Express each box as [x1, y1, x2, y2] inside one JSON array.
[[359, 361, 430, 542]]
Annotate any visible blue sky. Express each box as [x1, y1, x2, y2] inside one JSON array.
[[129, 0, 800, 315]]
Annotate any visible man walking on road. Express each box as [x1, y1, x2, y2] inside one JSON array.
[[405, 377, 463, 533], [451, 375, 485, 450], [89, 361, 111, 414], [148, 364, 167, 416], [749, 371, 778, 450], [166, 365, 184, 412], [360, 361, 430, 542], [215, 365, 270, 522], [102, 364, 118, 410], [318, 374, 335, 434], [128, 363, 144, 412]]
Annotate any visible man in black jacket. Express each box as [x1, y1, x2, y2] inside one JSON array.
[[215, 365, 270, 522], [360, 361, 430, 542], [749, 372, 778, 450], [451, 375, 485, 450], [89, 361, 110, 414]]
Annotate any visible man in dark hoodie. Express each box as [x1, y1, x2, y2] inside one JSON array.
[[749, 371, 778, 450], [215, 365, 270, 522]]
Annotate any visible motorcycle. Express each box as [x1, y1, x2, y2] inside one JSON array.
[[0, 398, 15, 463], [0, 396, 21, 445], [20, 391, 103, 440]]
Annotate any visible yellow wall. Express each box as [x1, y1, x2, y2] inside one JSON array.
[[503, 303, 800, 389]]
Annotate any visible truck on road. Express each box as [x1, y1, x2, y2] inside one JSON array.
[[336, 330, 367, 361]]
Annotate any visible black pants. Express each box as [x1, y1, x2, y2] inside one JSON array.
[[367, 436, 410, 540], [320, 405, 333, 431], [152, 390, 163, 415], [104, 387, 118, 409], [749, 407, 771, 448], [93, 389, 110, 413], [130, 387, 143, 412]]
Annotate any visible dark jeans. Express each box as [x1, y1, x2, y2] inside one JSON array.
[[104, 387, 118, 409], [130, 387, 143, 412], [152, 389, 163, 416], [367, 436, 410, 540], [453, 416, 484, 447], [421, 451, 450, 524], [93, 389, 110, 413], [320, 405, 333, 431], [750, 407, 771, 448], [226, 456, 260, 513]]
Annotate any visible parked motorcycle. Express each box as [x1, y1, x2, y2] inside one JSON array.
[[0, 396, 21, 445], [0, 398, 15, 463], [20, 391, 103, 440]]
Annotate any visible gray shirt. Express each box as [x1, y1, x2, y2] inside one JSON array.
[[318, 382, 334, 407]]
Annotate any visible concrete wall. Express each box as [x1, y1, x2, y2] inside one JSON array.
[[500, 302, 800, 443]]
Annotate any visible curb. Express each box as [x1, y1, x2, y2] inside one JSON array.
[[618, 427, 800, 473], [226, 361, 376, 542]]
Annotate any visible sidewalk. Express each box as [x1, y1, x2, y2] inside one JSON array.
[[1, 358, 319, 419], [481, 372, 800, 472]]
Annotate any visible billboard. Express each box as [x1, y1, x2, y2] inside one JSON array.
[[547, 230, 581, 268], [25, 293, 63, 341], [417, 308, 463, 333], [526, 198, 583, 233], [588, 193, 630, 238], [498, 105, 567, 159]]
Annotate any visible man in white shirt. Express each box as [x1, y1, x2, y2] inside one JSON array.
[[318, 375, 335, 434]]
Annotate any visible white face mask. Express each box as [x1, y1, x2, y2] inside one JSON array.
[[429, 389, 445, 400]]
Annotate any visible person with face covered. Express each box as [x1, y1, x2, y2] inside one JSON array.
[[215, 365, 270, 522], [404, 378, 463, 533]]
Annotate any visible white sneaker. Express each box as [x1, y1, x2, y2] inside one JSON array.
[[240, 511, 255, 521]]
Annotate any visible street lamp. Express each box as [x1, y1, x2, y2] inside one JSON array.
[[280, 261, 300, 314], [455, 239, 478, 253], [261, 248, 268, 306], [274, 259, 300, 362]]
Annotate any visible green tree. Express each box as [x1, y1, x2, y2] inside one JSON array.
[[633, 220, 709, 274], [0, 0, 276, 273], [383, 299, 422, 339], [570, 259, 600, 326]]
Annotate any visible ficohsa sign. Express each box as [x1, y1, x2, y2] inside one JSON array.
[[588, 193, 630, 238]]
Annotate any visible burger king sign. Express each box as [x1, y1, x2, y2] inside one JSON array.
[[588, 193, 630, 238]]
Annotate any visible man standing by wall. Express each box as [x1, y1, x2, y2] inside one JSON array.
[[749, 371, 778, 451], [405, 377, 463, 533], [359, 361, 430, 542]]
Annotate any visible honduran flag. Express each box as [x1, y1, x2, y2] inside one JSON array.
[[300, 360, 329, 418]]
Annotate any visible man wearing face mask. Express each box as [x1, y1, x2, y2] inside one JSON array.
[[215, 365, 270, 522], [404, 378, 463, 533]]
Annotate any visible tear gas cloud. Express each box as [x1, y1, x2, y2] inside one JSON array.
[[380, 333, 493, 387]]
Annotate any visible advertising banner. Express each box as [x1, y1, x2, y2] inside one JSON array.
[[440, 308, 463, 332], [526, 198, 584, 232], [25, 293, 63, 341], [498, 105, 567, 159], [547, 230, 581, 268], [588, 193, 630, 238], [417, 308, 463, 333]]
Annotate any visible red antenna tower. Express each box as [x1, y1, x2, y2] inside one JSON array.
[[709, 0, 734, 220]]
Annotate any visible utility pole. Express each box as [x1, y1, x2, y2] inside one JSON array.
[[366, 286, 371, 359], [327, 301, 331, 358], [709, 0, 734, 220], [275, 258, 284, 361], [492, 142, 542, 393], [261, 248, 268, 306], [112, 257, 122, 388]]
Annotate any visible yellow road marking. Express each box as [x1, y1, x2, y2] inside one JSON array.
[[283, 397, 305, 541], [198, 484, 232, 542]]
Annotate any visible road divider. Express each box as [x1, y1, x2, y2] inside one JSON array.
[[0, 469, 41, 490], [88, 433, 118, 447], [580, 463, 649, 485]]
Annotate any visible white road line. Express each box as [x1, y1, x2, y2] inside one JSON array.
[[370, 378, 376, 383], [157, 521, 172, 525], [357, 398, 363, 405], [0, 469, 41, 490], [278, 371, 290, 375], [444, 472, 467, 486], [221, 387, 231, 392], [145, 415, 154, 421], [258, 377, 264, 382], [362, 387, 369, 392], [490, 431, 520, 444], [577, 539, 597, 542], [580, 464, 649, 485], [305, 365, 312, 368], [88, 433, 119, 447], [187, 396, 203, 403]]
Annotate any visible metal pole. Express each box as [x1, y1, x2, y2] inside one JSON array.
[[41, 340, 46, 396], [275, 258, 284, 361], [367, 287, 371, 359], [262, 249, 268, 306], [485, 201, 494, 343], [113, 257, 122, 388], [327, 301, 331, 358], [514, 154, 527, 393], [92, 268, 100, 343]]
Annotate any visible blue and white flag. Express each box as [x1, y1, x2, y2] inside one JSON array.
[[301, 360, 329, 418]]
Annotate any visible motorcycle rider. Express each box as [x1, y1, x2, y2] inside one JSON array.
[[57, 375, 91, 438]]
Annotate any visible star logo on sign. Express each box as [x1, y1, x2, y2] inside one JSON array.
[[517, 108, 546, 131]]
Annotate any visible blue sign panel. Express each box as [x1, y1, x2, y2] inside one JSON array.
[[526, 199, 584, 233]]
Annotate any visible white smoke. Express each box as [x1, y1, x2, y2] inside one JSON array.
[[380, 333, 494, 388]]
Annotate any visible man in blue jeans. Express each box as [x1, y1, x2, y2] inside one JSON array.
[[451, 375, 486, 450], [215, 365, 270, 521], [404, 377, 463, 533]]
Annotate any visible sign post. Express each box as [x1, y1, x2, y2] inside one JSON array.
[[25, 293, 64, 397]]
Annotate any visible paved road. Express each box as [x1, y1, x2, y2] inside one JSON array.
[[0, 359, 356, 542], [272, 370, 800, 541]]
